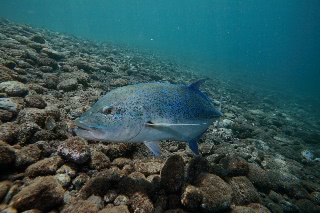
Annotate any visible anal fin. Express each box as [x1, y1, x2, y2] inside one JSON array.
[[144, 141, 161, 156], [188, 136, 201, 155]]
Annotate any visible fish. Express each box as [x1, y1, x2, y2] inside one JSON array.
[[73, 79, 222, 156]]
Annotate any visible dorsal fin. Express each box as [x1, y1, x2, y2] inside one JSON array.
[[189, 79, 208, 91]]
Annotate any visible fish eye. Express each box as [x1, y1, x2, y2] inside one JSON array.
[[102, 106, 114, 115]]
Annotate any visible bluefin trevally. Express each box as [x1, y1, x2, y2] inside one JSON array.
[[74, 79, 222, 156]]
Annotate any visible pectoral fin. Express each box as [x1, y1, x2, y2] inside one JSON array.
[[144, 141, 161, 156]]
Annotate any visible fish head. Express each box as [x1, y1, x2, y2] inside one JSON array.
[[73, 101, 144, 142]]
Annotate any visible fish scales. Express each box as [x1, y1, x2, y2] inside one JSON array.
[[74, 80, 222, 156]]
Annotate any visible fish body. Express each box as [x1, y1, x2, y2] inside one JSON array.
[[74, 79, 222, 156]]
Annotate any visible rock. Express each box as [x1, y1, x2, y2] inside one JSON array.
[[285, 183, 311, 200], [103, 190, 118, 204], [61, 198, 98, 213], [96, 143, 136, 160], [227, 176, 261, 205], [0, 206, 18, 213], [220, 155, 249, 176], [186, 156, 209, 184], [87, 195, 104, 210], [72, 173, 90, 190], [0, 98, 22, 113], [134, 160, 163, 176], [30, 34, 46, 44], [229, 205, 256, 213], [279, 200, 299, 213], [58, 137, 91, 164], [39, 65, 53, 73], [160, 155, 184, 193], [98, 205, 130, 213], [0, 81, 28, 97], [181, 185, 203, 210], [10, 176, 64, 212], [196, 173, 233, 212], [25, 156, 64, 177], [247, 203, 271, 213], [42, 48, 65, 60], [14, 144, 42, 168], [0, 122, 19, 144], [56, 164, 77, 178], [311, 192, 320, 205], [112, 158, 132, 169], [118, 172, 153, 196], [130, 192, 154, 213], [27, 83, 47, 94], [295, 199, 320, 213], [24, 95, 47, 109], [79, 170, 120, 198], [0, 65, 14, 82], [57, 79, 78, 92], [247, 163, 271, 190], [55, 173, 71, 187], [17, 108, 48, 128], [0, 109, 14, 122], [114, 195, 130, 206], [16, 122, 41, 145], [0, 141, 15, 169], [42, 73, 59, 89], [0, 181, 13, 201], [89, 150, 111, 171]]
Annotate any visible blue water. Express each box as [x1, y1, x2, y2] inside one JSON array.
[[1, 0, 320, 100]]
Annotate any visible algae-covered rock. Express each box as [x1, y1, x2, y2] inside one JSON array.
[[10, 176, 64, 212], [160, 155, 184, 193]]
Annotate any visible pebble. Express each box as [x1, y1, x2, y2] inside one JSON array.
[[186, 156, 209, 184], [0, 122, 19, 144], [181, 185, 203, 210], [61, 198, 98, 213], [118, 172, 153, 196], [16, 122, 41, 145], [0, 98, 20, 113], [295, 199, 320, 213], [247, 163, 271, 190], [17, 108, 48, 128], [227, 176, 261, 205], [87, 195, 104, 210], [0, 141, 15, 169], [79, 170, 120, 199], [160, 155, 184, 193], [220, 155, 249, 176], [98, 205, 130, 213], [130, 192, 154, 213], [196, 173, 233, 212], [24, 95, 47, 109], [311, 192, 320, 205], [57, 78, 78, 92], [103, 190, 118, 204], [55, 173, 71, 187], [134, 159, 163, 176], [14, 144, 42, 168], [58, 137, 91, 164], [0, 109, 14, 122], [279, 200, 300, 213], [56, 164, 77, 178], [10, 176, 64, 212], [0, 181, 13, 201], [25, 156, 64, 177], [0, 81, 28, 97], [89, 150, 111, 171], [113, 195, 130, 206], [72, 173, 90, 190], [30, 34, 46, 44]]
